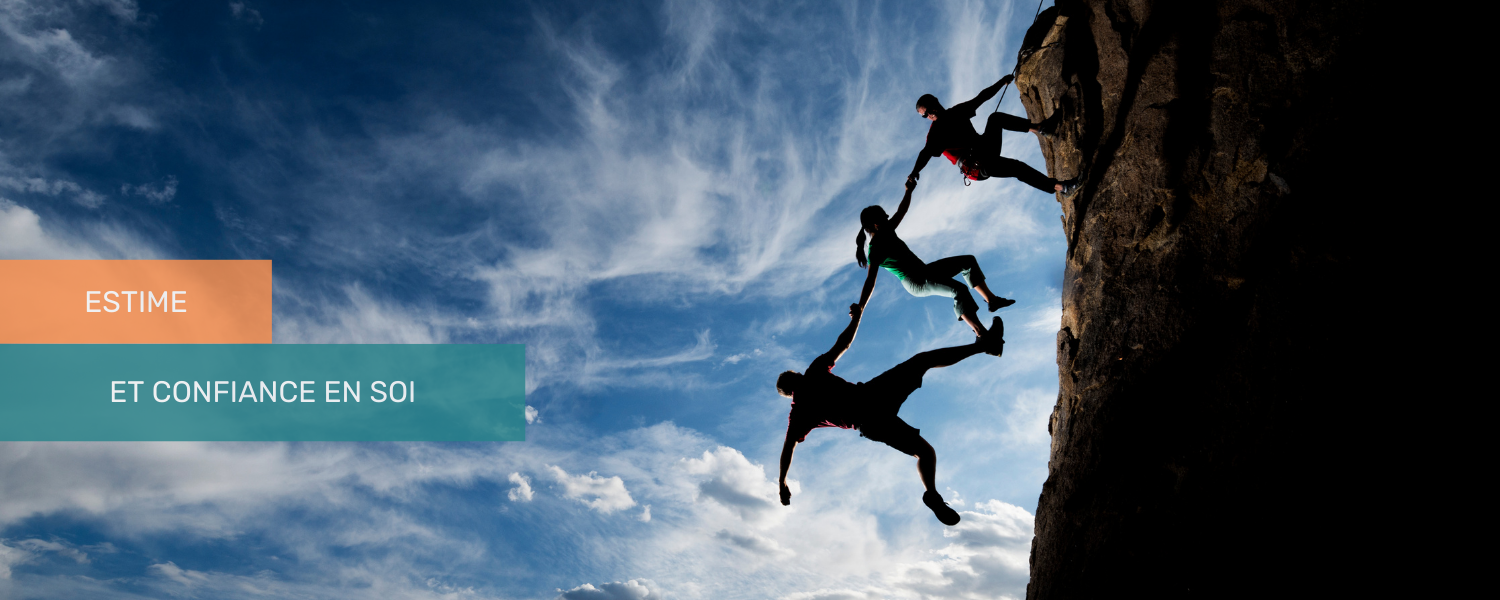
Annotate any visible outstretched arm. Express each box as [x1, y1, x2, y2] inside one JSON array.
[[908, 152, 933, 181], [857, 265, 879, 311], [888, 177, 916, 230], [950, 74, 1014, 115], [823, 303, 864, 364], [778, 435, 797, 505]]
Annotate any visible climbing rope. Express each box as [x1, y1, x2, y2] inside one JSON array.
[[965, 0, 1049, 187], [991, 0, 1048, 116]]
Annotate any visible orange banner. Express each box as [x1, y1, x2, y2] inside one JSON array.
[[0, 260, 272, 343]]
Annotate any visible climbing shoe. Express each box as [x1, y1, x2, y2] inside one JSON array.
[[988, 296, 1016, 312], [1034, 112, 1062, 140], [923, 491, 961, 526], [1059, 177, 1084, 199], [982, 317, 1005, 357]]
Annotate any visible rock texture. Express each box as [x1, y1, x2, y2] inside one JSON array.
[[1017, 1, 1381, 597]]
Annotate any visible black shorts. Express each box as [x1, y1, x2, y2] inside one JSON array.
[[856, 359, 927, 455], [859, 415, 925, 456], [861, 358, 925, 411]]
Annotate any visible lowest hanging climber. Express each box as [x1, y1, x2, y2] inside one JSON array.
[[774, 302, 1005, 526], [908, 74, 1080, 195]]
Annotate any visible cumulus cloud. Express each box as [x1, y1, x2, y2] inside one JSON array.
[[0, 422, 1036, 599], [885, 500, 1034, 599], [507, 472, 534, 502], [547, 465, 636, 514], [556, 579, 662, 600], [526, 405, 540, 424], [681, 446, 779, 524]]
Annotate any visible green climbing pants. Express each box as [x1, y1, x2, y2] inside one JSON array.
[[898, 255, 985, 320]]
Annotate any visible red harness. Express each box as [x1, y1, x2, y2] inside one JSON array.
[[943, 149, 988, 181]]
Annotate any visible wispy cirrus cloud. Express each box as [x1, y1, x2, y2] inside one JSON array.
[[0, 198, 162, 258]]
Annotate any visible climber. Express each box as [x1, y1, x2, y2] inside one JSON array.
[[855, 178, 1013, 341], [775, 302, 1004, 526], [907, 74, 1080, 195]]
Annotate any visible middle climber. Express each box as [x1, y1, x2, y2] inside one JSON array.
[[854, 178, 1012, 344]]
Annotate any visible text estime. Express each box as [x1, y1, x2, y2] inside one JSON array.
[[109, 380, 416, 404], [87, 290, 188, 313]]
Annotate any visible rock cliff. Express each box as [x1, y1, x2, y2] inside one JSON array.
[[1016, 1, 1381, 597]]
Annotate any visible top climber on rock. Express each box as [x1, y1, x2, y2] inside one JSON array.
[[907, 74, 1080, 196]]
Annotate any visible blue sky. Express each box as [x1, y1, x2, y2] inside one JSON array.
[[1, 1, 1062, 598]]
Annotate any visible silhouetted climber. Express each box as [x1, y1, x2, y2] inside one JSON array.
[[855, 178, 1012, 341], [776, 302, 1004, 526], [907, 74, 1080, 195]]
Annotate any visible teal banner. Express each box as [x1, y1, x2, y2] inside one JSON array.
[[0, 344, 525, 441]]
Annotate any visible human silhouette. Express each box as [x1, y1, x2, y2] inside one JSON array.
[[907, 74, 1080, 195], [776, 303, 1004, 526], [855, 178, 1011, 341]]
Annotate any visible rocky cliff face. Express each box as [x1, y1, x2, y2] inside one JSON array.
[[1016, 1, 1379, 597]]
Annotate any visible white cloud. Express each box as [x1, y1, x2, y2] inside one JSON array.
[[0, 541, 30, 580], [1025, 301, 1062, 334], [547, 465, 636, 514], [121, 175, 177, 203], [0, 198, 162, 259], [713, 529, 793, 558], [0, 74, 33, 94], [11, 538, 90, 564], [0, 173, 105, 207], [1, 25, 110, 87], [885, 500, 1034, 599], [0, 175, 83, 196], [556, 579, 662, 600], [526, 405, 540, 424], [149, 561, 209, 587], [109, 104, 156, 129], [999, 388, 1055, 449], [506, 472, 534, 502], [587, 330, 716, 373], [228, 2, 263, 27], [681, 446, 779, 524], [780, 591, 882, 600], [273, 284, 448, 344], [0, 421, 1037, 599]]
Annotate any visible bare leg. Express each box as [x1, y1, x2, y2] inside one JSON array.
[[914, 437, 937, 493], [974, 281, 997, 305], [914, 435, 960, 525], [974, 281, 1015, 311], [959, 311, 988, 337]]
